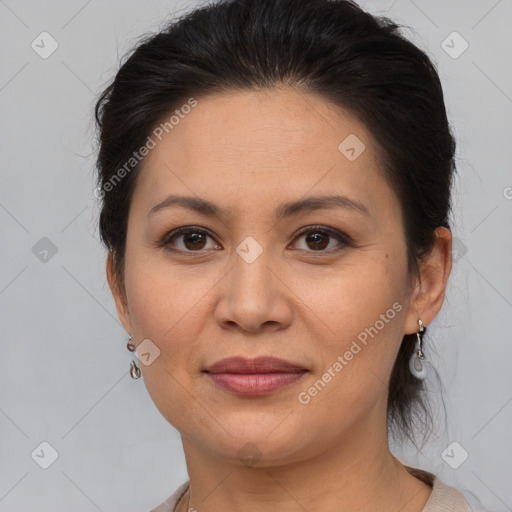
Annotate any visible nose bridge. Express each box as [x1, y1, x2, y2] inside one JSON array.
[[214, 236, 291, 331], [231, 236, 274, 300]]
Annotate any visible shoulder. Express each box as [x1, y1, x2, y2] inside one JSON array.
[[422, 476, 491, 512], [403, 464, 488, 512], [423, 476, 488, 512], [147, 481, 190, 512], [145, 476, 491, 512]]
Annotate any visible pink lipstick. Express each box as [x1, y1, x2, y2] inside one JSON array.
[[203, 356, 308, 396]]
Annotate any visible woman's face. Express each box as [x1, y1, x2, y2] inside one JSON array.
[[109, 87, 430, 465]]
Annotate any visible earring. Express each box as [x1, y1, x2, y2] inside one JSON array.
[[127, 335, 141, 379], [409, 319, 427, 380]]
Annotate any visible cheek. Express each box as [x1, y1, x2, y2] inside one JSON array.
[[123, 257, 210, 429], [292, 254, 408, 408], [124, 252, 211, 342], [293, 251, 407, 346], [122, 252, 227, 406]]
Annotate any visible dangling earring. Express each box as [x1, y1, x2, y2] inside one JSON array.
[[127, 335, 141, 379], [409, 319, 427, 380]]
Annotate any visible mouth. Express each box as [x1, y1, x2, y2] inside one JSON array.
[[203, 356, 309, 396]]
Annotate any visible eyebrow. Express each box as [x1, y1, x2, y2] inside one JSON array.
[[148, 194, 370, 220]]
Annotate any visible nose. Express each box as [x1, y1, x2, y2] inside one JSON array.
[[213, 249, 293, 334]]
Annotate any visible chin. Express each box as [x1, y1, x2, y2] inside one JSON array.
[[194, 422, 317, 467]]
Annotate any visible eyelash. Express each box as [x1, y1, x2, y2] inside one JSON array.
[[158, 225, 352, 255]]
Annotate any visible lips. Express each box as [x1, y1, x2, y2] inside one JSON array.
[[203, 356, 309, 395], [204, 356, 307, 374]]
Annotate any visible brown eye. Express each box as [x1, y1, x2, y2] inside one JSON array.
[[161, 227, 219, 252], [293, 226, 349, 253], [181, 231, 208, 250], [304, 232, 330, 250]]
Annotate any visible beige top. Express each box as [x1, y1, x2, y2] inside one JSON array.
[[148, 474, 476, 512]]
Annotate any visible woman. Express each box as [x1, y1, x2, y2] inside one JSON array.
[[94, 0, 480, 510]]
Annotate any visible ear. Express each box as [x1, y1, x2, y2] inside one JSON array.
[[106, 251, 132, 335], [403, 227, 453, 334]]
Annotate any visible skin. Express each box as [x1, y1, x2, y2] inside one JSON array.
[[107, 86, 452, 512]]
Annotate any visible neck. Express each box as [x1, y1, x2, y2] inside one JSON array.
[[178, 414, 431, 512]]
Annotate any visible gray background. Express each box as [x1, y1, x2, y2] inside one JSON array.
[[1, 0, 511, 511]]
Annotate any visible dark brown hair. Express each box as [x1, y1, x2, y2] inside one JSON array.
[[94, 0, 455, 443]]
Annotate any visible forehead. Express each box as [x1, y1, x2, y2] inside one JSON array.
[[132, 86, 392, 219], [147, 86, 376, 162]]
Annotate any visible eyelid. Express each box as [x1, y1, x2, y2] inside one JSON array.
[[291, 224, 352, 252], [158, 226, 220, 250]]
